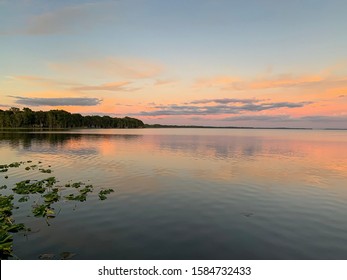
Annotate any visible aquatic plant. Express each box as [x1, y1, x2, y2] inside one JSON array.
[[98, 189, 115, 200], [0, 160, 115, 259], [1, 161, 25, 173], [39, 168, 52, 173], [0, 194, 25, 259], [8, 162, 24, 168], [13, 179, 46, 194]]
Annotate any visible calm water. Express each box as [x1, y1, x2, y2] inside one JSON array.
[[1, 128, 347, 260]]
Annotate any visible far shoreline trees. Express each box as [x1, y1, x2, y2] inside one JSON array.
[[0, 107, 144, 129]]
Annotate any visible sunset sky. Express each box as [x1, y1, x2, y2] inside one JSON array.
[[1, 0, 347, 128]]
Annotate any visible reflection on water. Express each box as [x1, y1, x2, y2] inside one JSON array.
[[1, 129, 347, 259]]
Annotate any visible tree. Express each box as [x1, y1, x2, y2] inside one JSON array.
[[0, 107, 144, 129]]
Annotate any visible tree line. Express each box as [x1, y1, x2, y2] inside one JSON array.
[[0, 107, 144, 129]]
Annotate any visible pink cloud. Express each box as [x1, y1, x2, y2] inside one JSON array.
[[72, 81, 133, 92]]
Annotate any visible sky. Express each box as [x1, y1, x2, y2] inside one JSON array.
[[1, 0, 347, 128]]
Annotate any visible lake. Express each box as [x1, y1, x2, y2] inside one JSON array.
[[1, 128, 347, 259]]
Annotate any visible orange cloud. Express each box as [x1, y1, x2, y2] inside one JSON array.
[[195, 76, 240, 88], [154, 79, 176, 86], [73, 81, 133, 92], [10, 75, 78, 91], [49, 57, 164, 79], [195, 74, 324, 90], [248, 74, 323, 90], [326, 87, 347, 97]]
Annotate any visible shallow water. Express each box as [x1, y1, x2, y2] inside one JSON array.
[[1, 128, 347, 259]]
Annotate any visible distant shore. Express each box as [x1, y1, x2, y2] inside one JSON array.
[[1, 126, 346, 131], [144, 124, 347, 130]]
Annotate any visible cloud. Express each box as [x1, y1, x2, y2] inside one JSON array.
[[299, 115, 347, 122], [245, 75, 324, 90], [10, 96, 102, 106], [12, 75, 77, 87], [188, 98, 264, 104], [220, 115, 295, 122], [154, 79, 176, 86], [50, 57, 163, 79], [12, 76, 137, 92], [195, 76, 239, 89], [219, 114, 347, 123], [195, 74, 347, 91], [14, 76, 52, 82], [72, 81, 133, 92], [135, 100, 311, 116]]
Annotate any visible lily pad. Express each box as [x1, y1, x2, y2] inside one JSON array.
[[18, 196, 29, 203], [39, 168, 52, 173], [98, 189, 114, 200]]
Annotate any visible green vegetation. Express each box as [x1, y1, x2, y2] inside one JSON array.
[[0, 107, 144, 129], [39, 168, 52, 173], [99, 189, 115, 200], [0, 160, 115, 259], [0, 194, 26, 258], [1, 162, 24, 173]]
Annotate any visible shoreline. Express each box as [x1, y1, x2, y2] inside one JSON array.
[[0, 126, 346, 131]]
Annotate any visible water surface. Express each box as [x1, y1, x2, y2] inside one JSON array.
[[1, 128, 347, 259]]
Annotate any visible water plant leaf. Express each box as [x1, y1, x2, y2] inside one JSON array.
[[0, 241, 13, 256], [6, 223, 25, 233], [0, 194, 19, 259], [0, 241, 12, 250], [46, 208, 55, 218], [79, 185, 93, 195], [43, 191, 60, 203], [39, 168, 52, 173], [0, 185, 7, 190], [0, 195, 14, 216], [8, 162, 23, 168], [72, 182, 83, 188], [0, 231, 13, 244], [98, 189, 114, 200], [13, 180, 46, 194], [18, 196, 29, 203], [64, 194, 87, 202], [32, 204, 51, 217]]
